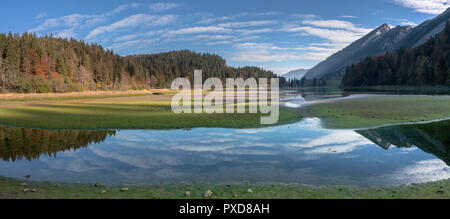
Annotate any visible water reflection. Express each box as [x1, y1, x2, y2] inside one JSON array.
[[0, 119, 449, 186], [0, 127, 116, 161], [357, 120, 450, 165]]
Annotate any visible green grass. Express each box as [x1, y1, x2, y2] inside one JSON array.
[[2, 94, 450, 130], [304, 95, 450, 129], [0, 94, 303, 129], [1, 176, 448, 199]]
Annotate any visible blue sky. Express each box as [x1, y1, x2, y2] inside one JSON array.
[[0, 0, 449, 74]]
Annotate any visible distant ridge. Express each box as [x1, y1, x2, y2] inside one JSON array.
[[282, 69, 308, 80], [304, 7, 450, 81], [304, 24, 411, 80]]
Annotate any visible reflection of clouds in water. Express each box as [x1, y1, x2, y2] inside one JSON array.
[[89, 147, 182, 168], [108, 118, 370, 159], [398, 147, 418, 152], [305, 142, 369, 155], [2, 115, 443, 186], [287, 130, 372, 155], [284, 102, 302, 108], [206, 132, 234, 137], [392, 159, 450, 184], [235, 128, 277, 134], [301, 131, 370, 148]]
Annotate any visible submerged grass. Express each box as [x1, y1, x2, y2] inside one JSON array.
[[304, 95, 450, 129], [0, 94, 302, 129], [1, 92, 450, 130], [0, 176, 448, 199]]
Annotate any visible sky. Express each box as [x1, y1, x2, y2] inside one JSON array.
[[0, 0, 449, 75]]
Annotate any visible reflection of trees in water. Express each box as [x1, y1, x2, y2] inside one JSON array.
[[357, 120, 450, 165], [0, 127, 116, 162]]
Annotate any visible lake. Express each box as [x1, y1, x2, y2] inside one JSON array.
[[0, 91, 449, 187]]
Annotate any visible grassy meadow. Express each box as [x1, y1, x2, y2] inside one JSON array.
[[303, 95, 450, 129], [0, 91, 302, 129]]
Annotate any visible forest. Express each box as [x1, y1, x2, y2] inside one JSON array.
[[0, 33, 278, 93], [342, 22, 450, 87]]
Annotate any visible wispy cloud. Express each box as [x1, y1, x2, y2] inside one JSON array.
[[398, 19, 418, 26], [86, 14, 177, 40], [29, 14, 104, 32], [339, 15, 359, 19], [277, 16, 374, 61], [393, 0, 450, 14], [218, 20, 276, 28], [165, 26, 232, 36], [29, 2, 141, 37], [230, 42, 304, 62], [35, 12, 48, 20], [149, 2, 179, 11], [284, 18, 372, 44]]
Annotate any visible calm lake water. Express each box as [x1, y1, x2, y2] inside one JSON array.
[[0, 91, 449, 187]]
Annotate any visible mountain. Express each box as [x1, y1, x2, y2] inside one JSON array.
[[342, 21, 450, 86], [282, 69, 308, 80], [305, 7, 450, 81], [394, 8, 450, 50], [304, 24, 411, 80], [0, 33, 276, 93]]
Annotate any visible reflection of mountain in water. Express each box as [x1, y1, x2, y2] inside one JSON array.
[[357, 120, 450, 165], [0, 126, 116, 162]]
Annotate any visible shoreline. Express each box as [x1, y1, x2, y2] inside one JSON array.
[[1, 176, 448, 199]]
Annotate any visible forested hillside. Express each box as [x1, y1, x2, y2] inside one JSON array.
[[126, 51, 276, 88], [342, 22, 450, 87], [0, 33, 276, 93]]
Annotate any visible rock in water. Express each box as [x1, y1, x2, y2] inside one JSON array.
[[204, 190, 213, 198]]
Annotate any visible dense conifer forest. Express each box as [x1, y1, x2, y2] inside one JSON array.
[[0, 33, 278, 93]]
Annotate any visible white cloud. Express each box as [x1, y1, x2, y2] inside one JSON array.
[[29, 3, 141, 34], [166, 26, 232, 36], [105, 3, 141, 16], [114, 30, 166, 42], [399, 20, 418, 26], [218, 20, 276, 28], [287, 26, 368, 43], [149, 2, 179, 11], [86, 14, 177, 39], [301, 19, 372, 33], [196, 34, 234, 40], [30, 14, 103, 32], [236, 28, 274, 35], [55, 29, 77, 38], [277, 17, 375, 62], [196, 13, 235, 25], [35, 12, 48, 20], [230, 42, 304, 62], [340, 15, 359, 19], [284, 18, 372, 44], [393, 0, 450, 14]]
